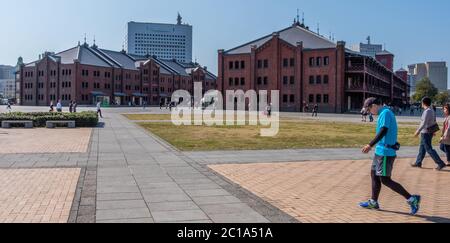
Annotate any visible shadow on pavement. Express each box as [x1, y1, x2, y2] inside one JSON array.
[[379, 209, 450, 223]]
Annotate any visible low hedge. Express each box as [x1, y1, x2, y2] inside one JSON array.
[[0, 111, 99, 127]]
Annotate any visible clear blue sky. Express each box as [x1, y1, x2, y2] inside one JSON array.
[[1, 0, 449, 79]]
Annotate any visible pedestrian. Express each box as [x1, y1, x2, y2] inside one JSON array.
[[56, 100, 62, 112], [49, 101, 54, 112], [96, 101, 103, 118], [439, 104, 450, 167], [312, 104, 318, 117], [412, 97, 447, 171], [361, 107, 368, 122], [266, 103, 272, 118], [360, 97, 421, 215], [73, 101, 77, 113], [69, 101, 73, 113], [6, 101, 12, 112], [369, 112, 374, 123]]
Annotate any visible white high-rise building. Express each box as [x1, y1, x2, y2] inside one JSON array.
[[408, 62, 448, 94], [126, 13, 193, 63], [351, 36, 383, 58]]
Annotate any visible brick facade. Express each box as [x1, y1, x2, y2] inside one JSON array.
[[20, 43, 216, 106], [218, 23, 409, 113]]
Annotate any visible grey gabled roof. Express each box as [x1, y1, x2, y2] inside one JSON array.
[[97, 49, 138, 70], [226, 25, 336, 54], [158, 59, 190, 77]]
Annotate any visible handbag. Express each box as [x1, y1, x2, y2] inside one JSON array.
[[428, 123, 440, 134]]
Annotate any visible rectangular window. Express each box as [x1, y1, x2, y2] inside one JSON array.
[[229, 78, 233, 86], [290, 58, 295, 67], [263, 77, 268, 85], [241, 61, 245, 69], [309, 94, 314, 103], [240, 77, 245, 86], [309, 57, 315, 67], [290, 95, 295, 103], [316, 94, 322, 103], [290, 76, 295, 85], [324, 75, 329, 84], [324, 56, 330, 66], [257, 77, 262, 85], [235, 61, 240, 69], [263, 60, 268, 68], [316, 57, 322, 67], [324, 94, 329, 104], [234, 78, 239, 86], [283, 59, 288, 67], [257, 60, 262, 69], [283, 95, 288, 103], [229, 61, 233, 69], [316, 75, 322, 84], [309, 76, 315, 84], [283, 76, 288, 85]]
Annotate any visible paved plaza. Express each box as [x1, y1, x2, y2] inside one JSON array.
[[210, 159, 450, 223], [0, 168, 80, 223], [0, 106, 449, 223], [0, 128, 92, 154]]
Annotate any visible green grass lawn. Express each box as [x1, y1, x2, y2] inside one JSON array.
[[137, 121, 433, 151]]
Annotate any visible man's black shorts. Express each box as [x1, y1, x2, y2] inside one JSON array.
[[372, 155, 396, 177]]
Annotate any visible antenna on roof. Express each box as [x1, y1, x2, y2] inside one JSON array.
[[296, 9, 300, 23], [302, 12, 305, 25], [317, 23, 320, 35], [84, 33, 87, 44]]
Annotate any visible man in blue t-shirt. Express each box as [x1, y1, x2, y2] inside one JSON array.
[[359, 98, 421, 215]]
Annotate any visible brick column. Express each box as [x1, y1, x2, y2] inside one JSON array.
[[336, 41, 346, 113], [296, 41, 303, 112]]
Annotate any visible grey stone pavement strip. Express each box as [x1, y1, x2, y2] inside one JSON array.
[[183, 147, 436, 165]]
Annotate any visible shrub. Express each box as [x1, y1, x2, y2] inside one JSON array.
[[0, 111, 99, 127]]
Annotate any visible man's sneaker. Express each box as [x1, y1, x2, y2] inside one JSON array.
[[436, 164, 446, 171], [411, 164, 422, 168], [408, 195, 421, 215], [359, 199, 380, 210]]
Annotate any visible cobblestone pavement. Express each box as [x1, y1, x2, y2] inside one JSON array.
[[0, 168, 80, 223], [210, 159, 450, 223]]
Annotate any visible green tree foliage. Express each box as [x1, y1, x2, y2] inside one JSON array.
[[435, 91, 450, 106], [412, 77, 438, 103]]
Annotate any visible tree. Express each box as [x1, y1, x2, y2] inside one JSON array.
[[435, 91, 450, 106], [412, 77, 438, 103]]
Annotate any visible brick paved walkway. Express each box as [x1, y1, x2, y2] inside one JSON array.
[[0, 128, 92, 154], [210, 159, 450, 223], [0, 168, 80, 223]]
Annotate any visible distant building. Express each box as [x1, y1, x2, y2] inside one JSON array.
[[126, 13, 193, 63], [408, 62, 448, 94], [350, 36, 383, 58], [0, 79, 15, 99], [0, 65, 15, 79], [19, 41, 215, 106]]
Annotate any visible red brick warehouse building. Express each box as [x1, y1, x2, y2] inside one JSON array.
[[217, 21, 409, 113], [19, 42, 216, 106]]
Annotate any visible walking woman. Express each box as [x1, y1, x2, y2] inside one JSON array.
[[440, 104, 450, 167]]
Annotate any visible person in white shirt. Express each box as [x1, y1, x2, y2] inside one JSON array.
[[56, 100, 62, 112], [96, 101, 103, 118]]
